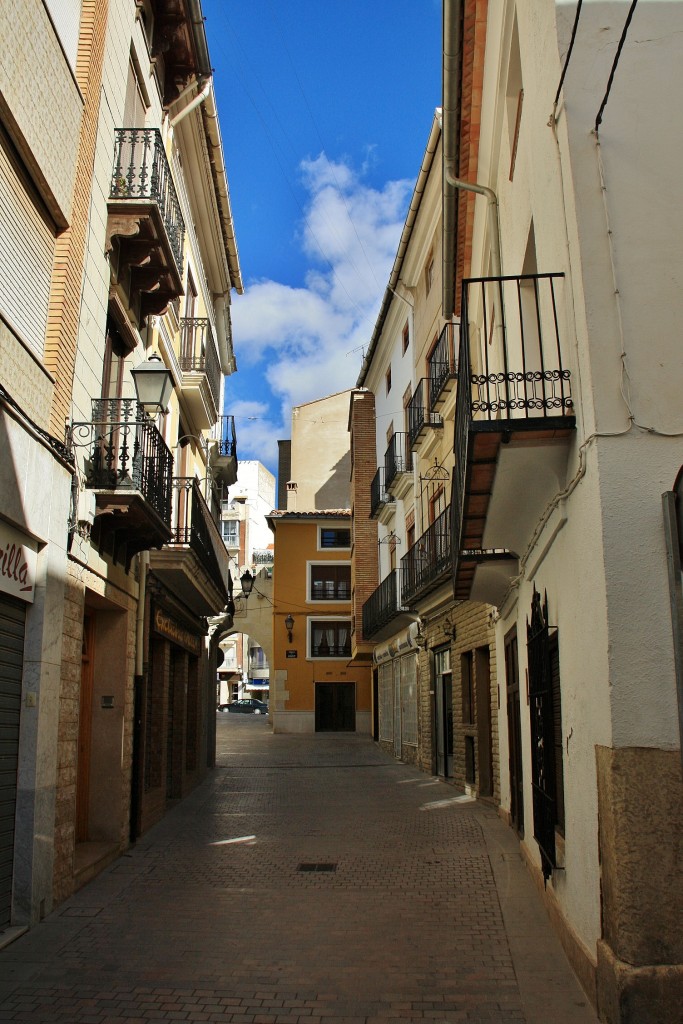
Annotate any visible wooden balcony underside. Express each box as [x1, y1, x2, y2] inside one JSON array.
[[455, 417, 575, 601]]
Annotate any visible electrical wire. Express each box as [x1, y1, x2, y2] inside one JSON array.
[[594, 0, 639, 133], [551, 0, 583, 118]]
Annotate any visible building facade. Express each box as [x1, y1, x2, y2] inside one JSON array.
[[444, 2, 683, 1019], [268, 392, 371, 733], [0, 0, 242, 928], [350, 111, 499, 801]]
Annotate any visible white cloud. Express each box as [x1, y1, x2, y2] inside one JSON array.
[[231, 152, 412, 462]]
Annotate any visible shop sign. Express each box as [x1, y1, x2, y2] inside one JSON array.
[[154, 607, 202, 655], [0, 521, 37, 603], [286, 650, 297, 658]]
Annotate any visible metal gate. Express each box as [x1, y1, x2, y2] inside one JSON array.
[[0, 594, 26, 928], [527, 589, 557, 881]]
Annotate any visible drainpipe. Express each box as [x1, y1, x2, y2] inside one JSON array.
[[169, 78, 212, 129], [214, 294, 236, 376], [135, 550, 149, 677], [443, 166, 502, 281]]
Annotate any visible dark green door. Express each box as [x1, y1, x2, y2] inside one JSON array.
[[315, 683, 355, 732]]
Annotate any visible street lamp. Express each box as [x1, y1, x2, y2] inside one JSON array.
[[284, 614, 294, 643], [131, 352, 174, 415], [240, 569, 254, 599]]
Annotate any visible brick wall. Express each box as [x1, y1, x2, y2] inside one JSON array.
[[349, 389, 378, 652], [45, 0, 109, 433]]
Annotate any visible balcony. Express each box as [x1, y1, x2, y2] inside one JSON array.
[[178, 318, 221, 429], [106, 129, 185, 324], [149, 477, 231, 616], [370, 467, 394, 520], [401, 507, 451, 607], [67, 398, 173, 565], [407, 378, 443, 450], [362, 570, 418, 642], [209, 415, 238, 487], [451, 273, 576, 605], [428, 322, 458, 410], [384, 432, 413, 499]]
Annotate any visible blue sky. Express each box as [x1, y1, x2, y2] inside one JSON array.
[[203, 1, 442, 476]]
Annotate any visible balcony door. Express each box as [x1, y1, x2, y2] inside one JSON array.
[[505, 628, 524, 836]]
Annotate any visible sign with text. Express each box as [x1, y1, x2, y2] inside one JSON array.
[[0, 521, 37, 603], [286, 650, 298, 659], [153, 607, 202, 656]]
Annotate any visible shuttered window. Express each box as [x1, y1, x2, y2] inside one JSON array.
[[0, 594, 26, 928], [0, 128, 55, 359], [400, 654, 418, 746]]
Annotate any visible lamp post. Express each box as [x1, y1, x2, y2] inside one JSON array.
[[130, 352, 174, 415], [240, 569, 254, 599], [284, 614, 294, 643]]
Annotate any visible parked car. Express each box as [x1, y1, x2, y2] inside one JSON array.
[[217, 698, 269, 715]]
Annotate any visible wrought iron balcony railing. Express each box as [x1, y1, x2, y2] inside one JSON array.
[[170, 477, 229, 591], [217, 414, 237, 458], [362, 570, 407, 640], [179, 318, 221, 410], [252, 549, 274, 565], [370, 466, 394, 519], [407, 378, 442, 448], [451, 273, 573, 576], [384, 432, 412, 491], [110, 128, 185, 274], [401, 506, 451, 606], [68, 398, 173, 523], [428, 322, 458, 408]]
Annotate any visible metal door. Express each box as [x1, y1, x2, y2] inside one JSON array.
[[393, 660, 402, 758], [0, 595, 26, 928]]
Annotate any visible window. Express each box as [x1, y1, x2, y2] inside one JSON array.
[[425, 252, 434, 295], [378, 662, 393, 742], [402, 321, 410, 354], [221, 520, 239, 546], [310, 620, 351, 658], [385, 365, 392, 394], [400, 654, 418, 745], [319, 527, 351, 549], [310, 564, 351, 601], [461, 651, 474, 725]]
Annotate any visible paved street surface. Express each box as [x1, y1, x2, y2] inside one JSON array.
[[0, 718, 597, 1023]]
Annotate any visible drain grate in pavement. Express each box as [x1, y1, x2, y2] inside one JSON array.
[[297, 862, 337, 872]]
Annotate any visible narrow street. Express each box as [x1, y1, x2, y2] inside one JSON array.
[[0, 718, 597, 1024]]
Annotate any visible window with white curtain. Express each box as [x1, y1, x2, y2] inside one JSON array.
[[310, 619, 351, 658]]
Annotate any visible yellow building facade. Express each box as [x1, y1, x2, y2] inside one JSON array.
[[268, 512, 371, 733]]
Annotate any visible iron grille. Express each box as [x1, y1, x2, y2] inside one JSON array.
[[401, 506, 451, 605], [428, 322, 458, 408], [179, 318, 221, 410], [384, 432, 412, 490]]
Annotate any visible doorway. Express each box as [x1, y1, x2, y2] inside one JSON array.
[[434, 647, 453, 777], [315, 683, 355, 731], [76, 613, 95, 842], [0, 594, 26, 927]]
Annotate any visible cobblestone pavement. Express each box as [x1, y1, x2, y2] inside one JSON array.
[[0, 719, 598, 1024]]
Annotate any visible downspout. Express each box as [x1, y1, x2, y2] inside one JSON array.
[[443, 167, 501, 281], [135, 551, 148, 677], [169, 78, 212, 129], [442, 0, 501, 316], [214, 294, 237, 376]]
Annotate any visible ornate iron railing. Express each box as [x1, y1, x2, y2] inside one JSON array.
[[401, 506, 451, 605], [179, 318, 221, 410], [170, 477, 229, 592], [385, 432, 412, 490], [407, 378, 442, 448], [370, 466, 394, 518], [451, 273, 573, 579], [252, 549, 274, 564], [362, 570, 406, 639], [110, 128, 185, 273], [67, 398, 173, 523], [428, 322, 458, 408], [217, 414, 237, 458]]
